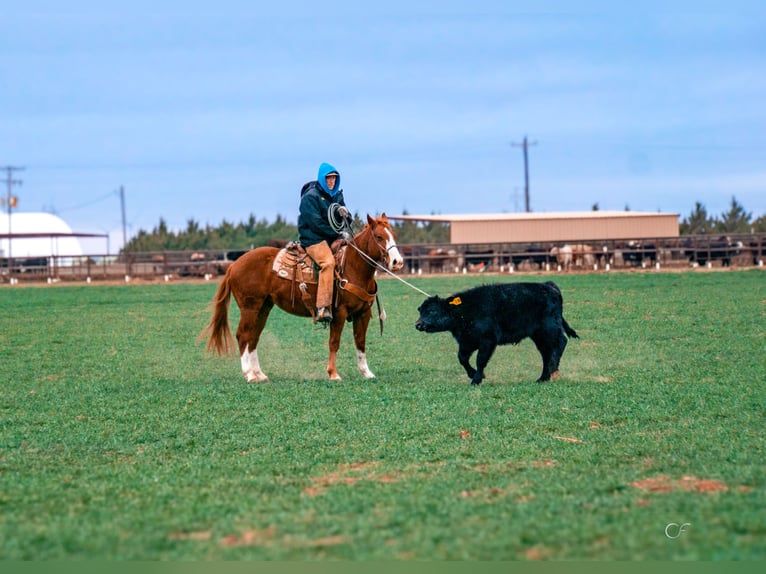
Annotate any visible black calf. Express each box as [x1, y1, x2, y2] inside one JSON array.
[[415, 281, 578, 384]]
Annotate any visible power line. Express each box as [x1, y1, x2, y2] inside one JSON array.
[[57, 191, 116, 213], [511, 136, 537, 213]]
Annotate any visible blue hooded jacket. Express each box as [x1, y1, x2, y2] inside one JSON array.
[[298, 162, 348, 248], [316, 162, 341, 197]]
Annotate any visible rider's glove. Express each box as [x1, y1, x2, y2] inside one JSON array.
[[338, 206, 350, 220], [341, 230, 353, 241]]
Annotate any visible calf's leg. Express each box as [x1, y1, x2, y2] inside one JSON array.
[[532, 327, 569, 382], [472, 341, 497, 385], [531, 334, 554, 382], [457, 344, 478, 380], [547, 331, 568, 378]]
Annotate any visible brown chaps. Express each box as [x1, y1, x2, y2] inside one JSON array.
[[305, 241, 335, 309]]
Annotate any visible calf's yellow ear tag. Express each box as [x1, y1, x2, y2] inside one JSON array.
[[449, 297, 462, 306]]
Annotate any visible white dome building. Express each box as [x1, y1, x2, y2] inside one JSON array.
[[0, 212, 84, 259]]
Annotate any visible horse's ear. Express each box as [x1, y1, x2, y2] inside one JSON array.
[[380, 212, 388, 220], [367, 214, 375, 225]]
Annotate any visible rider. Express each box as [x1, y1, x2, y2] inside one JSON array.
[[298, 162, 353, 323]]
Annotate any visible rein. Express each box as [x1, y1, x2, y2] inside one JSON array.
[[329, 204, 431, 300], [346, 236, 432, 298]]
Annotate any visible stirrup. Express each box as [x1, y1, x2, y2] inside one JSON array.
[[316, 307, 333, 323]]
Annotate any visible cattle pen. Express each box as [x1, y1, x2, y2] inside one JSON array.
[[0, 233, 764, 284], [390, 211, 764, 275], [396, 232, 765, 274]]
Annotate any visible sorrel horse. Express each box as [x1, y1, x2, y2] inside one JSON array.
[[201, 214, 404, 381]]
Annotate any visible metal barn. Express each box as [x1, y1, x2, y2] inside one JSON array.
[[389, 211, 679, 244]]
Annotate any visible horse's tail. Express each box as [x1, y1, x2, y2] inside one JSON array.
[[199, 268, 236, 356]]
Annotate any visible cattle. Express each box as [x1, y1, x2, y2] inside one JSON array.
[[684, 236, 744, 267], [399, 245, 420, 273], [550, 245, 573, 270], [464, 248, 493, 271], [550, 244, 596, 270], [620, 241, 657, 267], [415, 281, 579, 384], [747, 240, 764, 265], [510, 244, 549, 270], [427, 248, 459, 273], [570, 244, 595, 268]]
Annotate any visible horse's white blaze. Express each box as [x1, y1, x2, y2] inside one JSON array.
[[356, 350, 376, 379], [241, 344, 268, 382], [384, 228, 404, 271]]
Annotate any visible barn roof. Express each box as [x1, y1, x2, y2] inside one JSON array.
[[388, 210, 677, 222]]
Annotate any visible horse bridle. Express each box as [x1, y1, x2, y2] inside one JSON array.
[[345, 219, 432, 298], [345, 220, 394, 270]]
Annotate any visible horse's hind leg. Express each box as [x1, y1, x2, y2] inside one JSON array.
[[237, 299, 273, 382]]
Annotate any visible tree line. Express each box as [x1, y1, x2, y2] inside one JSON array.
[[125, 196, 764, 253], [125, 211, 450, 252]]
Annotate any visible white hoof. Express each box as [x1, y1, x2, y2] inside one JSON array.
[[241, 345, 268, 383], [356, 351, 375, 379]]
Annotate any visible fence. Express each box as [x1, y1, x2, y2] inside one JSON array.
[[399, 233, 765, 274], [1, 234, 764, 284]]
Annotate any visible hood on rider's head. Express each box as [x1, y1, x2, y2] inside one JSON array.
[[317, 162, 341, 197]]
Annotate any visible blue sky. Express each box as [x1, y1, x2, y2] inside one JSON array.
[[2, 0, 764, 252]]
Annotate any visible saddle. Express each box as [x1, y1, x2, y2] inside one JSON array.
[[272, 240, 348, 322], [271, 239, 347, 284]]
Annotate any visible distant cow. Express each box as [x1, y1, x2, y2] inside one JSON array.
[[570, 244, 595, 268], [620, 241, 657, 267], [685, 236, 744, 266], [550, 245, 573, 270], [550, 244, 595, 269], [415, 281, 579, 384], [427, 248, 459, 273], [510, 244, 549, 270]]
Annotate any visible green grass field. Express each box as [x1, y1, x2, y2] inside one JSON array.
[[1, 269, 764, 560]]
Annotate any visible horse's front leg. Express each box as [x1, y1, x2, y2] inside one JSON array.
[[326, 311, 346, 381], [352, 308, 375, 379]]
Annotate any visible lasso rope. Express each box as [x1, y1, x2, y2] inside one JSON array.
[[328, 203, 431, 298], [327, 203, 350, 235]]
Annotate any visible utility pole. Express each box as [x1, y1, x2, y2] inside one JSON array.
[[2, 166, 24, 279], [511, 136, 537, 212], [117, 185, 129, 276], [118, 185, 127, 250]]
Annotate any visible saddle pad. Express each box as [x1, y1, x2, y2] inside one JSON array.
[[272, 244, 317, 283]]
